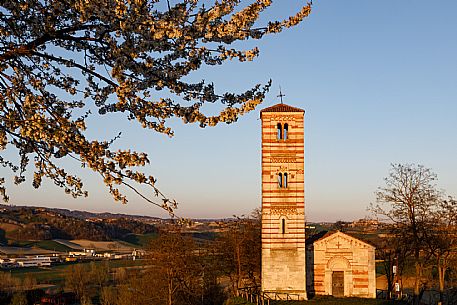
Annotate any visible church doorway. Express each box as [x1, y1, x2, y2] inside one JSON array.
[[331, 271, 344, 297]]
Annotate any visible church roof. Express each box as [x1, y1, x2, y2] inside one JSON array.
[[260, 103, 304, 113], [307, 230, 376, 249]]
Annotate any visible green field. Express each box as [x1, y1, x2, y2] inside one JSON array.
[[8, 239, 73, 252], [34, 240, 74, 252], [4, 239, 76, 252], [2, 259, 148, 286], [119, 232, 158, 247]]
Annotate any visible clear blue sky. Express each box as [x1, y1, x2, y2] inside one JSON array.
[[3, 1, 457, 221]]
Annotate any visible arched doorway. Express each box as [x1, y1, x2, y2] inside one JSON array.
[[326, 256, 352, 297]]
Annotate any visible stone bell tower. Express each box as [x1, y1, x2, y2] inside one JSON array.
[[260, 102, 306, 299]]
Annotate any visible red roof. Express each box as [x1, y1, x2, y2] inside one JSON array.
[[307, 230, 376, 248], [260, 103, 305, 114]]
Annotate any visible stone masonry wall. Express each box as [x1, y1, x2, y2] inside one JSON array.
[[307, 232, 376, 298], [261, 108, 306, 299]]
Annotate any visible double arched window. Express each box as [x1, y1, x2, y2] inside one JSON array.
[[276, 123, 289, 140], [278, 172, 288, 188]]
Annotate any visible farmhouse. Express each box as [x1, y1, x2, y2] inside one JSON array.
[[16, 256, 52, 267]]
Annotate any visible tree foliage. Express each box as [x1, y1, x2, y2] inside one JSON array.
[[0, 0, 311, 214], [1, 206, 157, 241]]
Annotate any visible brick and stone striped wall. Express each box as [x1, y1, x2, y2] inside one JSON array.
[[260, 106, 307, 299]]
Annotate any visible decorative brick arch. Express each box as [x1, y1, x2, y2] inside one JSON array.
[[324, 256, 353, 297], [327, 256, 351, 270]]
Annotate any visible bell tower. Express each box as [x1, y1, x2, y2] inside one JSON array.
[[260, 102, 306, 299]]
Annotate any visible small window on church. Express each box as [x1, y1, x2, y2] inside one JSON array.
[[284, 123, 288, 140], [278, 173, 283, 188], [281, 218, 286, 234], [277, 123, 282, 140], [284, 173, 288, 188]]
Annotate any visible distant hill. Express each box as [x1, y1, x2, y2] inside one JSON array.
[[0, 205, 158, 243], [0, 204, 162, 222]]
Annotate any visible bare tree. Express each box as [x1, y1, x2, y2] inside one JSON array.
[[89, 261, 110, 289], [9, 292, 27, 305], [217, 213, 261, 295], [428, 197, 457, 305], [100, 286, 117, 305], [21, 273, 37, 291], [147, 229, 200, 305], [372, 163, 441, 305], [65, 264, 91, 301], [375, 225, 408, 299], [0, 272, 20, 293]]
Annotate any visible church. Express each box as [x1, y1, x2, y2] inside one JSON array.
[[260, 102, 376, 300]]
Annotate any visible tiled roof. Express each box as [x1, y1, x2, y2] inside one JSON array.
[[260, 103, 304, 113], [306, 230, 376, 248]]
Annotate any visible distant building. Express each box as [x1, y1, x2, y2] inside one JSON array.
[[69, 248, 95, 257], [0, 258, 17, 268], [16, 256, 52, 267], [349, 218, 380, 230], [132, 249, 145, 259]]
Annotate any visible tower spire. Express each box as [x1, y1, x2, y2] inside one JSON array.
[[277, 86, 285, 104]]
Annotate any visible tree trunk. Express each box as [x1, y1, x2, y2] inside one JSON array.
[[236, 244, 242, 294], [414, 260, 422, 305], [438, 261, 446, 305], [385, 259, 393, 300], [168, 276, 173, 305], [168, 285, 172, 305]]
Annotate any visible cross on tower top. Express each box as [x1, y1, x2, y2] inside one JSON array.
[[277, 87, 285, 104]]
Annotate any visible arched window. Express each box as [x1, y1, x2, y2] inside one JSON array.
[[277, 123, 282, 140], [281, 218, 286, 234], [278, 173, 289, 188], [284, 123, 289, 140]]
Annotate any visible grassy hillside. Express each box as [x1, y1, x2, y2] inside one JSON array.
[[0, 206, 157, 243], [120, 232, 158, 247], [34, 240, 75, 252]]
